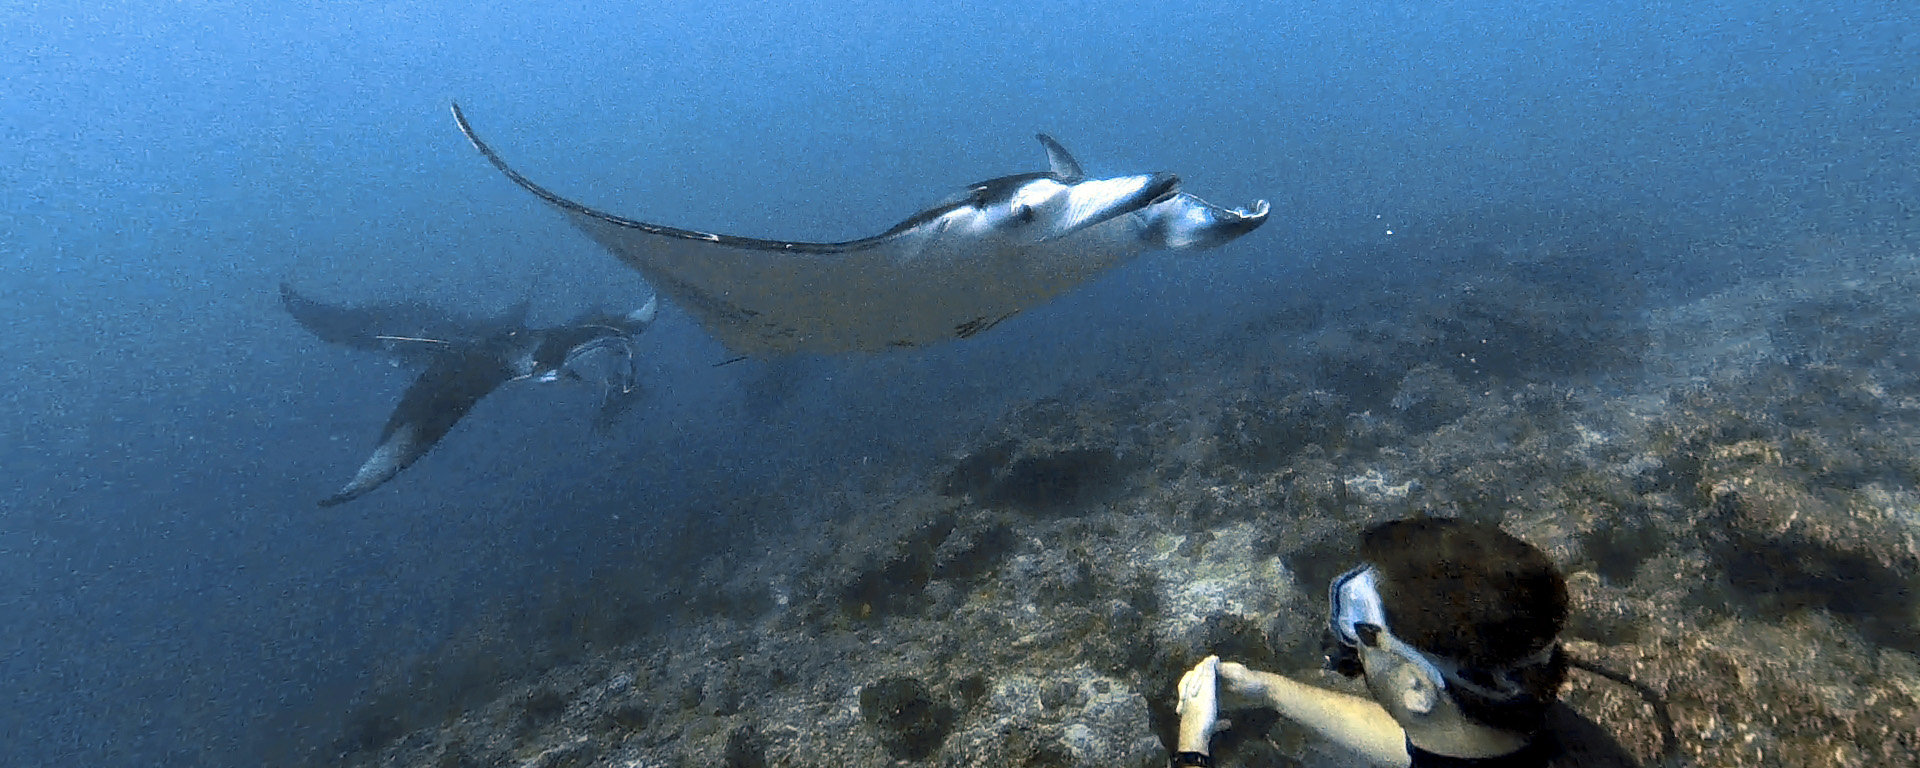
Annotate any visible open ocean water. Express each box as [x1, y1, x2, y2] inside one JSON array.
[[2, 1, 1915, 766]]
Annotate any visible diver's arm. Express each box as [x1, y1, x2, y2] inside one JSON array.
[[1216, 661, 1410, 768]]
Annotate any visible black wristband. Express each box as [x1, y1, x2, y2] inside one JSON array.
[[1171, 751, 1212, 767]]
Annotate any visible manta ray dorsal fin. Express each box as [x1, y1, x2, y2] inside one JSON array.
[[1036, 134, 1083, 182]]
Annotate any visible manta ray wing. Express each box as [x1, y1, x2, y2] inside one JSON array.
[[318, 348, 517, 507], [281, 283, 525, 366], [452, 104, 1165, 355]]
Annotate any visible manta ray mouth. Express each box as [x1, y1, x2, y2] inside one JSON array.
[[1147, 174, 1182, 205]]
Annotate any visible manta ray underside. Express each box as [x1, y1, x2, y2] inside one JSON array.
[[451, 103, 1269, 355]]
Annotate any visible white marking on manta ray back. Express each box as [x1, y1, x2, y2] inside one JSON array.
[[1009, 178, 1070, 211], [1061, 175, 1158, 231]]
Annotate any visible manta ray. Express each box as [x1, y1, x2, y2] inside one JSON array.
[[281, 283, 657, 506], [450, 103, 1268, 355]]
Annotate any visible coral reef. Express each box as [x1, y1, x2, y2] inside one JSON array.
[[329, 239, 1919, 768]]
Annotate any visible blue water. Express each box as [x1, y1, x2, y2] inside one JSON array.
[[2, 1, 1912, 764]]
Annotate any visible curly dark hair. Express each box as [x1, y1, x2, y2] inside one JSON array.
[[1359, 516, 1571, 732]]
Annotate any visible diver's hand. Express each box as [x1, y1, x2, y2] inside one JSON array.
[[1176, 656, 1228, 751], [1216, 661, 1273, 708]]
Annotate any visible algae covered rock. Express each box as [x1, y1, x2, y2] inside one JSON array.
[[860, 676, 956, 760]]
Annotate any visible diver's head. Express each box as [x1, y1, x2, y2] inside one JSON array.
[[1325, 517, 1569, 736]]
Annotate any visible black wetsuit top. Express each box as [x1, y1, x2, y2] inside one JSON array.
[[1408, 705, 1641, 768], [1408, 738, 1554, 768]]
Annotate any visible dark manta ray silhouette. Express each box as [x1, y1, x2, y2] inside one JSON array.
[[450, 103, 1269, 355], [281, 284, 657, 507]]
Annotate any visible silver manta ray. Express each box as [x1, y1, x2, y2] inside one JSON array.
[[451, 103, 1269, 355]]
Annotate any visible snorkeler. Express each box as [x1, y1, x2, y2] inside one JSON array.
[[280, 283, 657, 506], [1173, 517, 1653, 768]]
